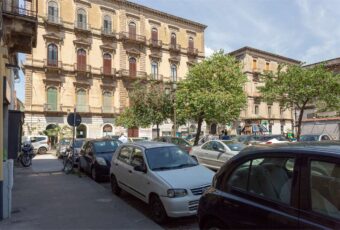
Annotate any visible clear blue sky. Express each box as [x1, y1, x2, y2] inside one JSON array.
[[15, 0, 340, 101]]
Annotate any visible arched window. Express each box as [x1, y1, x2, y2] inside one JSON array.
[[47, 44, 58, 66], [76, 89, 87, 112], [129, 21, 136, 39], [103, 15, 112, 34], [129, 57, 137, 77], [171, 64, 177, 82], [103, 53, 112, 75], [77, 49, 86, 71], [171, 33, 177, 47], [151, 61, 158, 79], [151, 28, 158, 45], [188, 37, 194, 51], [103, 124, 113, 136], [103, 92, 113, 113], [46, 87, 58, 111], [48, 1, 58, 22], [77, 8, 87, 29]]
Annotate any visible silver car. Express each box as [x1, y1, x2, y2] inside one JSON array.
[[190, 140, 246, 170]]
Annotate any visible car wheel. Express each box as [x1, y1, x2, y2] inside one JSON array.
[[38, 147, 47, 155], [110, 175, 121, 195], [202, 218, 226, 230], [149, 195, 168, 224], [91, 167, 99, 182]]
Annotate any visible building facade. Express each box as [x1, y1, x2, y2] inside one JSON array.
[[24, 0, 206, 139], [301, 58, 340, 140], [229, 47, 301, 135]]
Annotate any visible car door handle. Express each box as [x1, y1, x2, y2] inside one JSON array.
[[128, 170, 132, 173]]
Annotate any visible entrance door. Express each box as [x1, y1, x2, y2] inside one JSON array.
[[128, 127, 139, 137]]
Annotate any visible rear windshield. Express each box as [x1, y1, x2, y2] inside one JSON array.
[[93, 140, 121, 153]]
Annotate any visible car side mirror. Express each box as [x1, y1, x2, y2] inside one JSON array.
[[134, 165, 147, 173]]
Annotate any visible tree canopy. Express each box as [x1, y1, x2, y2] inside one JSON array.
[[176, 51, 248, 145], [259, 64, 340, 140]]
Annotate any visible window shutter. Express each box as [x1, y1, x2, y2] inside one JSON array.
[[152, 29, 158, 44], [129, 58, 136, 77], [77, 90, 86, 112], [47, 88, 57, 111], [129, 23, 136, 39], [103, 54, 111, 74]]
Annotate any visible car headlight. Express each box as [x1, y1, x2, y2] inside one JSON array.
[[96, 157, 107, 166], [167, 189, 187, 198]]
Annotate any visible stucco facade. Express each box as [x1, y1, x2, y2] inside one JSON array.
[[24, 0, 206, 139], [229, 47, 301, 135]]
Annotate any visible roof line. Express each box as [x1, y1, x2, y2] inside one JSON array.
[[303, 57, 340, 68]]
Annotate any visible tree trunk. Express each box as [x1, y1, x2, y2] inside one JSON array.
[[296, 107, 305, 141], [194, 116, 203, 146], [156, 123, 160, 138]]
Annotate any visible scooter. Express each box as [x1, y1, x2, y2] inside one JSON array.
[[18, 142, 36, 167]]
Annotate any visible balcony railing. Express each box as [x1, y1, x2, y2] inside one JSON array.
[[76, 105, 90, 113], [149, 39, 163, 48], [120, 69, 147, 79], [169, 44, 181, 52], [187, 47, 198, 56], [120, 32, 146, 44], [74, 64, 91, 73], [100, 67, 116, 76], [149, 74, 164, 81], [44, 103, 58, 112], [102, 106, 115, 114], [74, 21, 91, 31], [44, 59, 62, 69], [101, 27, 116, 37], [45, 15, 62, 25], [3, 0, 38, 18]]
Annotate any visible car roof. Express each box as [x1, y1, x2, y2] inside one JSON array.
[[238, 141, 340, 159], [121, 141, 176, 149]]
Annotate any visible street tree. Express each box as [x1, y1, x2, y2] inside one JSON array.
[[115, 80, 172, 138], [176, 51, 248, 145], [259, 64, 340, 140]]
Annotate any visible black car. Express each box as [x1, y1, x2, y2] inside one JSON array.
[[79, 139, 121, 181], [153, 136, 192, 153], [198, 142, 340, 229]]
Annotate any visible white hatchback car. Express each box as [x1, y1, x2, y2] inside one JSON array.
[[110, 142, 214, 223], [22, 135, 49, 154]]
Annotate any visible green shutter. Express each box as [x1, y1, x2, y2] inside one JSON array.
[[77, 90, 87, 112], [47, 88, 57, 111]]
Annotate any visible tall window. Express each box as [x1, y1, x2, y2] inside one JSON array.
[[151, 28, 158, 45], [266, 62, 270, 71], [48, 1, 58, 22], [76, 89, 87, 112], [129, 57, 137, 77], [47, 44, 58, 66], [151, 61, 158, 79], [47, 87, 58, 111], [77, 9, 87, 29], [103, 92, 113, 113], [171, 33, 177, 48], [171, 64, 177, 82], [268, 106, 272, 118], [103, 15, 112, 34], [103, 53, 112, 75], [77, 49, 86, 71], [252, 59, 257, 70], [188, 37, 194, 51], [129, 21, 136, 39], [255, 105, 259, 115]]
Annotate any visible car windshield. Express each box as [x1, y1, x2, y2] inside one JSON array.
[[145, 146, 198, 171], [73, 140, 84, 148], [300, 135, 319, 141], [93, 140, 121, 153], [222, 141, 246, 151]]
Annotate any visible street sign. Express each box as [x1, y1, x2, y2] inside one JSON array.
[[67, 113, 82, 127]]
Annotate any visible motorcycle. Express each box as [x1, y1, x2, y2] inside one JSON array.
[[18, 142, 35, 167]]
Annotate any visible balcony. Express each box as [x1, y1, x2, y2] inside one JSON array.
[[149, 39, 163, 48], [76, 105, 90, 113], [119, 69, 147, 79], [2, 0, 38, 54], [102, 106, 116, 114], [44, 59, 62, 72], [120, 32, 146, 44], [74, 21, 91, 32], [100, 67, 116, 77], [74, 64, 91, 77], [187, 47, 199, 56], [148, 74, 164, 82], [169, 44, 181, 53], [101, 27, 116, 38], [44, 103, 59, 112], [44, 15, 63, 26]]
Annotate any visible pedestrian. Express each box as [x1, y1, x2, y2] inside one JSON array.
[[118, 133, 128, 143], [222, 130, 231, 140]]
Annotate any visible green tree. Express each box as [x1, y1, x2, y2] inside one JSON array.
[[259, 64, 340, 140], [115, 81, 172, 138], [176, 51, 248, 145]]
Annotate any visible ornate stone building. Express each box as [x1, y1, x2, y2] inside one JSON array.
[[24, 0, 206, 139], [229, 47, 301, 135]]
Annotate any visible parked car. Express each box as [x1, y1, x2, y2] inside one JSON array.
[[22, 135, 49, 154], [257, 135, 290, 144], [300, 134, 332, 142], [198, 142, 340, 229], [110, 142, 214, 223], [153, 136, 193, 153], [79, 139, 122, 181], [190, 140, 246, 170], [67, 138, 87, 165], [56, 138, 72, 158]]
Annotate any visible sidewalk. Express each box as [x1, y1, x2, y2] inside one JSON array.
[[0, 154, 161, 230]]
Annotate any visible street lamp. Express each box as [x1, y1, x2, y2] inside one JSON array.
[[166, 82, 177, 137]]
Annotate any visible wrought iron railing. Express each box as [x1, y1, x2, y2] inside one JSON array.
[[149, 39, 163, 48], [101, 67, 116, 76], [101, 27, 116, 37], [76, 105, 90, 113], [187, 47, 198, 55], [169, 44, 181, 52], [120, 32, 146, 43], [46, 15, 62, 24], [44, 59, 62, 68], [74, 63, 91, 72], [2, 0, 38, 18], [74, 21, 91, 31], [44, 103, 58, 112]]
